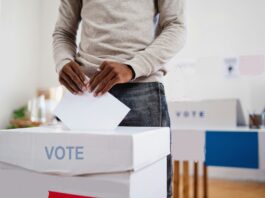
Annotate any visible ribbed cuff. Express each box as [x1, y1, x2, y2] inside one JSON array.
[[125, 56, 150, 79], [56, 59, 73, 74], [125, 65, 136, 80]]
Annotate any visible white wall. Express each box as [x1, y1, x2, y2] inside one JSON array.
[[0, 0, 40, 128], [164, 0, 265, 115], [38, 0, 60, 88]]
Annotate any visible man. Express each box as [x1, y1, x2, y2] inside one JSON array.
[[53, 0, 186, 197]]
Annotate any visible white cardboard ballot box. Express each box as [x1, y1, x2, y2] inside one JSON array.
[[0, 126, 170, 175], [0, 158, 167, 198], [0, 126, 170, 198], [168, 99, 245, 128]]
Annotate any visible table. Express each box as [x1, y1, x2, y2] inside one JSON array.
[[171, 127, 265, 198]]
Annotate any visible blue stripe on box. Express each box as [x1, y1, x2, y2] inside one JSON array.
[[205, 131, 259, 169]]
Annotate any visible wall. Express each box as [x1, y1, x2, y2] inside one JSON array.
[[38, 0, 60, 88], [0, 0, 40, 128], [164, 0, 265, 115]]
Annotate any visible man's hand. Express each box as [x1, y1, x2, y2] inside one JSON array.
[[59, 61, 89, 95], [87, 61, 134, 96]]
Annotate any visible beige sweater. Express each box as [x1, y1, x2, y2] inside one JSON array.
[[53, 0, 186, 82]]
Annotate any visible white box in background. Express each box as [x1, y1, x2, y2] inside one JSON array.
[[0, 158, 167, 198], [171, 129, 205, 162], [168, 99, 245, 128]]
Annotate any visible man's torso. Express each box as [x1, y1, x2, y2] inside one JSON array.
[[76, 0, 165, 82]]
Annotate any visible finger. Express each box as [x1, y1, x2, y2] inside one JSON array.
[[89, 67, 111, 92], [60, 72, 81, 94], [94, 72, 116, 95], [87, 61, 108, 89], [96, 77, 119, 96], [89, 67, 112, 92], [64, 66, 85, 92], [87, 71, 100, 91], [100, 61, 107, 70], [70, 61, 88, 84], [60, 73, 80, 94], [59, 76, 77, 94]]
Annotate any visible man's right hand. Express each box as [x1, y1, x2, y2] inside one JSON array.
[[59, 61, 89, 95]]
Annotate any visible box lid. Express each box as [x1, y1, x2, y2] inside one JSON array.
[[0, 125, 170, 175]]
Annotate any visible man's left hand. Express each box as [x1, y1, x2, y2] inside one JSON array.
[[87, 61, 134, 96]]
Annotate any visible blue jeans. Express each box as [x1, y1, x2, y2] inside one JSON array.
[[110, 82, 172, 198]]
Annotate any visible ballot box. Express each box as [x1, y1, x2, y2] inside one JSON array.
[[0, 126, 170, 198], [168, 99, 246, 128]]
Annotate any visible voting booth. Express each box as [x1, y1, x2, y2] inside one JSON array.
[[0, 125, 170, 198], [168, 99, 246, 128], [168, 99, 249, 198]]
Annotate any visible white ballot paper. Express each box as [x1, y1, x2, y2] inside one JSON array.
[[54, 91, 130, 130]]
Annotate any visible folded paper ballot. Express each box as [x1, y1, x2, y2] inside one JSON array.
[[54, 91, 130, 130]]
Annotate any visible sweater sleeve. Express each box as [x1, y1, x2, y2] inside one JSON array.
[[52, 0, 82, 73], [125, 0, 186, 79]]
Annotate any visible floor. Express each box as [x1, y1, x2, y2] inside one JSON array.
[[174, 177, 265, 198], [208, 179, 265, 198]]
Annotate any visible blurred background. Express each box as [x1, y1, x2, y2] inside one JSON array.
[[0, 0, 265, 197]]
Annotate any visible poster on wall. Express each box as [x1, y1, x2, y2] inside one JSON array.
[[239, 55, 265, 76], [223, 57, 240, 79], [223, 55, 265, 78]]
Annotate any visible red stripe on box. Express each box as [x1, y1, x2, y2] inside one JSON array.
[[48, 191, 95, 198]]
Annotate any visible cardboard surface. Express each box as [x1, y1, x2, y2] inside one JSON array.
[[168, 99, 245, 128], [0, 126, 170, 175], [171, 129, 205, 162], [0, 158, 167, 198]]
